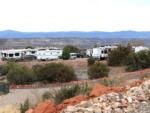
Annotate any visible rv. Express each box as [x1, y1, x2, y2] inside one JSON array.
[[36, 48, 62, 60], [0, 49, 25, 60], [91, 45, 117, 59], [133, 46, 149, 53], [70, 53, 77, 59]]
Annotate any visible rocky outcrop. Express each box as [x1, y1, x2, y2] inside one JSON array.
[[62, 80, 150, 113]]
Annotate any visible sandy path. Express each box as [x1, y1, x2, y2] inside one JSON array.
[[0, 88, 51, 108]]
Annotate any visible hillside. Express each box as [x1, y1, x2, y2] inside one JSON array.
[[0, 30, 150, 39]]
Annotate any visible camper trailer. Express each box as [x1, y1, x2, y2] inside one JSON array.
[[133, 46, 149, 53], [0, 49, 25, 60], [36, 48, 62, 60], [91, 45, 117, 59]]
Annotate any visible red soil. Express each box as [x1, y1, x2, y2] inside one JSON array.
[[90, 84, 126, 97], [27, 79, 145, 113]]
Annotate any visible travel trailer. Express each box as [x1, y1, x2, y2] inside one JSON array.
[[70, 53, 77, 59], [0, 47, 62, 61], [0, 49, 25, 60], [86, 49, 93, 57], [133, 46, 149, 53], [88, 45, 117, 59], [36, 48, 62, 60]]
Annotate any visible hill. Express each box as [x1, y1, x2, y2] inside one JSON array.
[[0, 30, 150, 39]]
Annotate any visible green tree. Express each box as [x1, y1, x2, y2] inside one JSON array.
[[108, 45, 132, 66], [88, 62, 109, 79], [62, 45, 79, 60], [25, 46, 34, 49]]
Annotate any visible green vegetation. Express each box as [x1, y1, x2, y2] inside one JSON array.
[[0, 65, 8, 76], [62, 45, 79, 60], [7, 62, 35, 85], [126, 50, 150, 71], [34, 63, 77, 83], [108, 45, 132, 66], [100, 78, 121, 87], [20, 98, 31, 113], [88, 62, 109, 79], [25, 46, 34, 49], [42, 83, 91, 104], [87, 57, 96, 66]]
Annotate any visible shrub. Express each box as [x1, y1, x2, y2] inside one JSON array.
[[108, 45, 132, 66], [7, 62, 35, 85], [88, 62, 109, 79], [20, 98, 30, 113], [62, 45, 79, 60], [126, 50, 150, 71], [87, 57, 96, 66], [0, 65, 8, 76], [100, 78, 121, 87], [42, 83, 91, 104], [34, 63, 77, 83]]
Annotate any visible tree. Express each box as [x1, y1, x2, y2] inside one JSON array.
[[107, 45, 132, 66], [88, 62, 109, 79], [62, 45, 79, 59], [25, 46, 34, 49]]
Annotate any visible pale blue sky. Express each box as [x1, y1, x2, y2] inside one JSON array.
[[0, 0, 150, 32]]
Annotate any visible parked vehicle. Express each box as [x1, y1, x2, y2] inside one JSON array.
[[91, 45, 117, 60], [70, 53, 77, 59]]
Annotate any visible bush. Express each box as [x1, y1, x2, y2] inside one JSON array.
[[20, 98, 30, 113], [62, 45, 79, 60], [7, 62, 35, 85], [100, 78, 121, 87], [108, 45, 132, 66], [34, 63, 77, 83], [0, 65, 8, 76], [87, 57, 96, 66], [42, 83, 91, 104], [88, 62, 109, 79], [126, 50, 150, 71]]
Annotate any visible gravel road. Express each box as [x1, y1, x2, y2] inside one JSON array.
[[0, 88, 51, 108]]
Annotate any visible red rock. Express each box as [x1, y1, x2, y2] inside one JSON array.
[[25, 109, 33, 113], [90, 84, 126, 97], [90, 84, 109, 97], [32, 100, 57, 113], [128, 80, 144, 88], [56, 95, 88, 111]]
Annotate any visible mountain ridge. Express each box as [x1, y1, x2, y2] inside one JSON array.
[[0, 30, 150, 39]]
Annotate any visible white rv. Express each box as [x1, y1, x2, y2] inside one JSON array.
[[86, 49, 93, 57], [0, 49, 25, 60], [133, 46, 149, 53], [36, 48, 62, 60], [91, 45, 117, 59]]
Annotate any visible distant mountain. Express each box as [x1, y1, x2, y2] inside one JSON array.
[[0, 30, 150, 38]]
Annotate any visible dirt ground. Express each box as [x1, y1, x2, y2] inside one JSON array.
[[0, 58, 150, 108]]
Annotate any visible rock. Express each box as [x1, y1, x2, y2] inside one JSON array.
[[25, 109, 33, 113], [32, 100, 57, 113]]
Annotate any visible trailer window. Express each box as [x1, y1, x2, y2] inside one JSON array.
[[15, 53, 20, 56], [4, 53, 7, 57], [9, 54, 13, 57], [31, 51, 36, 54]]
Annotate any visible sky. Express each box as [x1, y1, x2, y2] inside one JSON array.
[[0, 0, 150, 32]]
